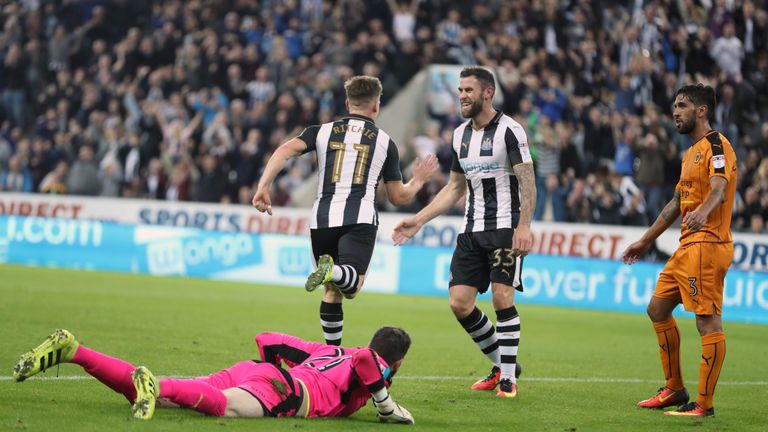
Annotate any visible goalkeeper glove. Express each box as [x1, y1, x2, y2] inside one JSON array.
[[374, 395, 414, 425]]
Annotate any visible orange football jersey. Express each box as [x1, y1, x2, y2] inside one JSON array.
[[676, 131, 737, 245]]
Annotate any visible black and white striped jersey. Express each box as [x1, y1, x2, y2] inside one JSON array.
[[450, 111, 532, 233], [298, 114, 402, 229]]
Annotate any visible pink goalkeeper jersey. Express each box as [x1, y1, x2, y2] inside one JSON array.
[[255, 332, 391, 418]]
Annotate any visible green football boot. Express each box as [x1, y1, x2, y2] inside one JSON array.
[[13, 329, 79, 382], [305, 254, 334, 292], [131, 366, 159, 420]]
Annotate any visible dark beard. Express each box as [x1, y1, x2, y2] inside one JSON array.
[[678, 117, 696, 134], [461, 99, 483, 118]]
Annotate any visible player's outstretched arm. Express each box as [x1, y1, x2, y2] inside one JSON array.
[[622, 190, 681, 264], [392, 170, 466, 245], [385, 154, 438, 206], [252, 138, 307, 215]]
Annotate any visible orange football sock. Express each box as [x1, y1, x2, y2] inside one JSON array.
[[695, 332, 725, 410], [652, 318, 683, 390]]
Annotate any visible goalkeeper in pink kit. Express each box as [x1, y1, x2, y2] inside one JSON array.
[[13, 327, 414, 424]]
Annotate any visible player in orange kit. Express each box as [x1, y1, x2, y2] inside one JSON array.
[[621, 84, 737, 417]]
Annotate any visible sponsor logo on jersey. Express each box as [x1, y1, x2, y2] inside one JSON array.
[[712, 154, 725, 169], [459, 160, 500, 173], [519, 144, 532, 163]]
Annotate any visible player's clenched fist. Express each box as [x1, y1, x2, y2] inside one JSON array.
[[251, 186, 273, 215]]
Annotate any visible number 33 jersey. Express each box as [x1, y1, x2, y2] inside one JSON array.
[[298, 114, 403, 229]]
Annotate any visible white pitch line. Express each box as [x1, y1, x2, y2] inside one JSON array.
[[398, 376, 768, 385], [2, 375, 766, 385]]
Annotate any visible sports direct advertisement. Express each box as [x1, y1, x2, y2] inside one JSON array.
[[1, 193, 768, 271], [1, 215, 766, 324]]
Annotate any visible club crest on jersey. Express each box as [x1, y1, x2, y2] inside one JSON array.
[[481, 137, 493, 151], [694, 152, 701, 164]]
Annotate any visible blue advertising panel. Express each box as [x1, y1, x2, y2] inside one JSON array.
[[132, 225, 262, 277], [0, 216, 262, 276], [2, 215, 766, 324], [0, 215, 134, 272], [397, 244, 768, 324]]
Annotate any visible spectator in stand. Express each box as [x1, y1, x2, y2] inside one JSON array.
[[39, 160, 68, 194], [713, 82, 740, 147], [662, 137, 683, 205], [615, 74, 639, 114], [633, 132, 667, 221], [202, 111, 234, 156], [165, 159, 193, 202], [144, 158, 166, 200], [196, 154, 227, 203], [413, 122, 440, 160], [611, 171, 648, 226], [0, 0, 767, 234], [734, 185, 762, 230], [591, 178, 623, 225], [582, 106, 615, 173], [711, 21, 745, 79], [2, 44, 28, 128], [532, 116, 561, 221], [66, 145, 100, 196], [247, 66, 277, 106], [99, 156, 123, 197], [740, 148, 762, 194], [387, 0, 420, 44], [708, 0, 735, 38], [436, 9, 462, 48], [0, 154, 33, 192], [614, 125, 639, 177]]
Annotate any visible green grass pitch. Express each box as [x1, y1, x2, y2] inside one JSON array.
[[1, 264, 766, 431]]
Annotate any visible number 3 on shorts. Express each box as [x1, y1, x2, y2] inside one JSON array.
[[688, 277, 698, 297]]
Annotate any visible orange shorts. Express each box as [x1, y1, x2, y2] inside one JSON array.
[[653, 242, 733, 315]]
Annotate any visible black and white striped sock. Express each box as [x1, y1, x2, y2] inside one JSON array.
[[333, 264, 359, 296], [496, 306, 520, 383], [458, 307, 500, 365], [320, 301, 343, 346]]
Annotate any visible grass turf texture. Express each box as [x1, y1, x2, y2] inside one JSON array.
[[1, 264, 766, 431]]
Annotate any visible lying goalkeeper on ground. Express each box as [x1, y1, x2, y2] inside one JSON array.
[[12, 326, 414, 424]]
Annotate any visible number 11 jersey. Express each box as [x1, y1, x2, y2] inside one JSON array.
[[298, 114, 403, 229]]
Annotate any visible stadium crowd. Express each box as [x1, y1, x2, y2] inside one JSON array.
[[1, 0, 767, 233]]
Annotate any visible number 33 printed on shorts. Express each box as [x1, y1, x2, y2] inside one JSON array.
[[493, 248, 516, 279]]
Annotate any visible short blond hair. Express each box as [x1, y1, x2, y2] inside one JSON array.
[[344, 75, 382, 109]]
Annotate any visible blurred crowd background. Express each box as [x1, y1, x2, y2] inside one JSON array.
[[1, 0, 768, 233]]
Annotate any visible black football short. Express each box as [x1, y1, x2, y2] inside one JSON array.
[[310, 223, 377, 274], [448, 228, 525, 294]]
